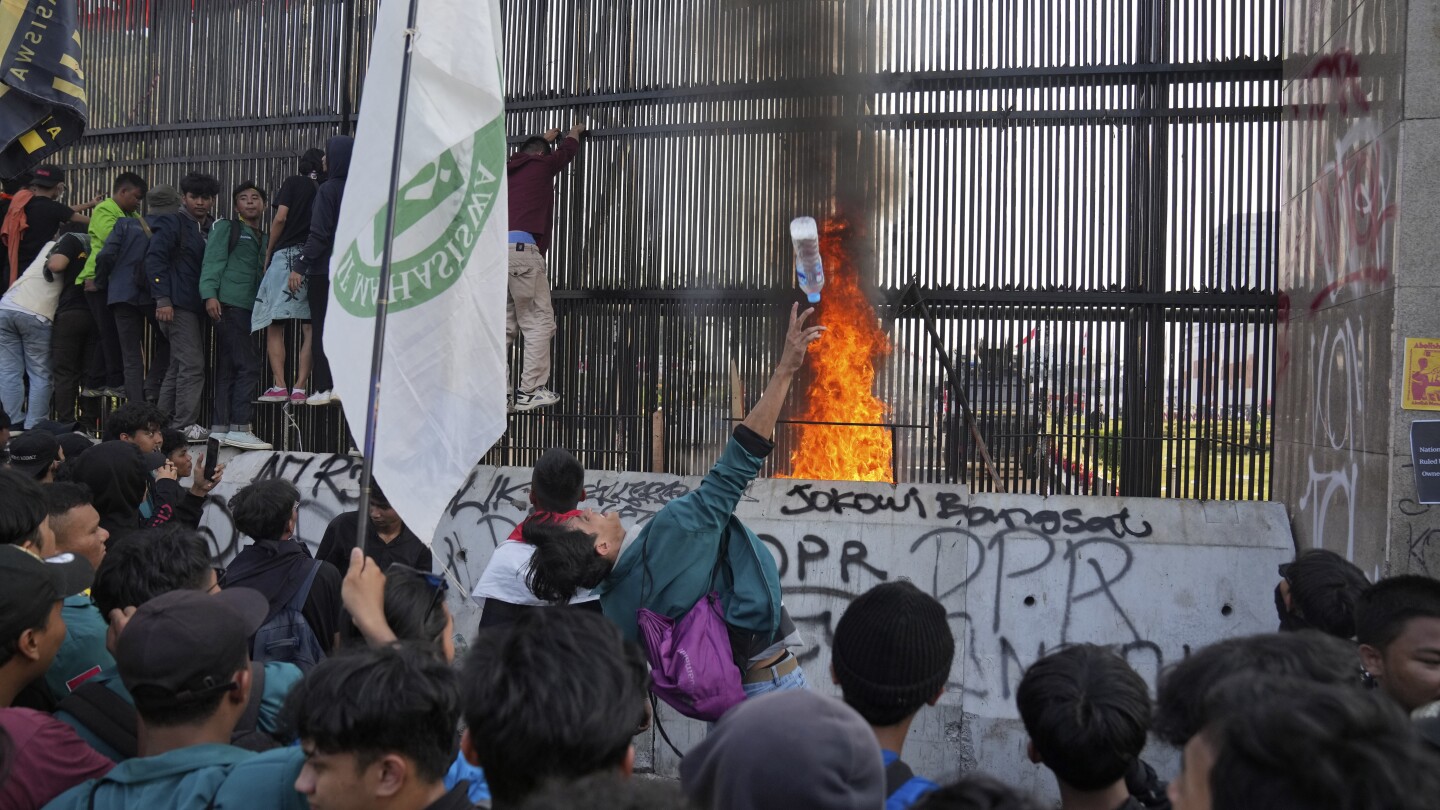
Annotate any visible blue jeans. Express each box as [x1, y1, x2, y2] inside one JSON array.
[[0, 308, 53, 429], [741, 658, 809, 699]]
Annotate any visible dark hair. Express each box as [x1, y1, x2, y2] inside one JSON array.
[[229, 479, 300, 541], [113, 172, 148, 195], [914, 775, 1046, 810], [1015, 644, 1149, 791], [523, 519, 612, 603], [383, 565, 449, 653], [1355, 575, 1440, 651], [518, 773, 694, 810], [1153, 630, 1364, 746], [370, 480, 391, 510], [43, 481, 94, 517], [104, 402, 167, 442], [1282, 549, 1370, 638], [461, 610, 649, 806], [299, 148, 326, 177], [231, 179, 268, 203], [0, 468, 47, 547], [0, 592, 57, 668], [280, 644, 459, 783], [179, 172, 221, 198], [521, 136, 551, 155], [1202, 676, 1440, 810], [161, 429, 188, 459], [92, 527, 213, 616], [132, 646, 246, 728], [531, 448, 584, 513]]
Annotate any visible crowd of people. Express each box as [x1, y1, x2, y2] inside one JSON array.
[[0, 304, 1438, 809], [0, 120, 585, 447]]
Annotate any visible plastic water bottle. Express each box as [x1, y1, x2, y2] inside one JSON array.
[[790, 216, 825, 304]]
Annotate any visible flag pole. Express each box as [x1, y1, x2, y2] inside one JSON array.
[[353, 0, 422, 564]]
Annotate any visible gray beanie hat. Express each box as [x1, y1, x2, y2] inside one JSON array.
[[680, 690, 885, 810]]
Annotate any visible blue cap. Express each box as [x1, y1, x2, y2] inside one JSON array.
[[806, 292, 821, 303]]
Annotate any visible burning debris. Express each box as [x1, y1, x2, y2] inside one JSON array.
[[784, 218, 895, 483]]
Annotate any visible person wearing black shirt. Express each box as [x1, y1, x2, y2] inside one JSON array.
[[0, 165, 91, 291], [315, 483, 431, 578], [254, 149, 324, 404], [223, 478, 343, 654], [43, 228, 98, 423]]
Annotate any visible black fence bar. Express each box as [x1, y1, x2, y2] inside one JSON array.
[[48, 0, 1280, 500]]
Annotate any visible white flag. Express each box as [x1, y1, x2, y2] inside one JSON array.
[[326, 0, 508, 543]]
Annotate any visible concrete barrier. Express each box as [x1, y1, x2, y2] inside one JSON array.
[[197, 449, 1292, 795]]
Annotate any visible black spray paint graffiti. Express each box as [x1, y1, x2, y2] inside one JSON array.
[[933, 493, 1154, 539], [766, 523, 1161, 701], [780, 484, 928, 518], [587, 478, 697, 523]]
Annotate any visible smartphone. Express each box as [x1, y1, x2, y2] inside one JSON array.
[[203, 437, 221, 481]]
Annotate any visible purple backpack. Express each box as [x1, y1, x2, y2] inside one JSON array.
[[638, 591, 747, 721]]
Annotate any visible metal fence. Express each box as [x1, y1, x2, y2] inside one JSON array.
[[62, 0, 1281, 498]]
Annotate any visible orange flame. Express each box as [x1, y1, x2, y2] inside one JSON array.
[[785, 218, 895, 483]]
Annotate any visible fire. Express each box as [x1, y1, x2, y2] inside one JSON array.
[[784, 218, 895, 483]]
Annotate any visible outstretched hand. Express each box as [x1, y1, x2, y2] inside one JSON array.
[[778, 303, 826, 374], [344, 548, 397, 646]]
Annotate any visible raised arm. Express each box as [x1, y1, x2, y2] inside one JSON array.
[[741, 303, 825, 440]]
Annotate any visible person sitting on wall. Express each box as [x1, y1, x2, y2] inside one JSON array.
[[525, 304, 824, 699], [471, 447, 600, 629]]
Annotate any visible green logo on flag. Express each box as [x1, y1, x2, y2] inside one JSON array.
[[333, 117, 505, 316]]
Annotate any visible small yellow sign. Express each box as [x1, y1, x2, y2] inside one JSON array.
[[1403, 338, 1440, 410]]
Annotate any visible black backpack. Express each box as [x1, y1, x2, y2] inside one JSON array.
[[56, 663, 277, 759], [249, 559, 327, 673]]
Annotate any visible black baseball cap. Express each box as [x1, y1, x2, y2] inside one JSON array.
[[0, 545, 95, 641], [115, 588, 268, 710], [7, 430, 60, 479], [30, 165, 65, 188]]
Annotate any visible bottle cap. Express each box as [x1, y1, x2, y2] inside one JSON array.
[[806, 292, 821, 304]]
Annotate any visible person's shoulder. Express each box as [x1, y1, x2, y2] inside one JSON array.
[[213, 747, 306, 809], [261, 661, 304, 693]]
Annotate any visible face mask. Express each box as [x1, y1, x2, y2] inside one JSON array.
[[1275, 582, 1310, 631]]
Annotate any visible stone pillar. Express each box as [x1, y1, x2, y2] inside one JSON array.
[[1275, 0, 1440, 577]]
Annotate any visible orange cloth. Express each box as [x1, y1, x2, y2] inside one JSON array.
[[1, 188, 35, 285]]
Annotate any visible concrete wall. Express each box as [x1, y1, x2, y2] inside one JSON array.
[[196, 450, 1291, 794], [1275, 0, 1440, 576]]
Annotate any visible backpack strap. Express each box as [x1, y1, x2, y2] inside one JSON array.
[[58, 680, 139, 760], [288, 559, 323, 612], [884, 757, 916, 797], [226, 217, 243, 256]]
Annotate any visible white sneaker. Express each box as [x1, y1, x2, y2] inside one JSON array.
[[306, 390, 333, 406], [222, 430, 273, 451], [181, 424, 210, 442], [513, 387, 560, 411]]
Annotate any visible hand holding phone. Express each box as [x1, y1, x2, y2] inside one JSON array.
[[204, 438, 221, 480]]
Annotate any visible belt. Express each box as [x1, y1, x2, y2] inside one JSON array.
[[741, 653, 799, 684]]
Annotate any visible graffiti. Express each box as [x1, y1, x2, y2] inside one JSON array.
[[587, 478, 694, 522], [933, 495, 1153, 539], [1295, 315, 1367, 561], [781, 484, 927, 518], [1398, 500, 1436, 576], [197, 451, 1288, 780]]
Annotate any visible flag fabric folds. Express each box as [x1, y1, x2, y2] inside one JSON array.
[[327, 0, 509, 543], [0, 0, 88, 177]]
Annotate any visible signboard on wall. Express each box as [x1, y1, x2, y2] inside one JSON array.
[[1410, 421, 1440, 504], [1402, 338, 1440, 411]]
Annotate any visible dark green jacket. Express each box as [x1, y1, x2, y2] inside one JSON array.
[[596, 436, 782, 641], [198, 219, 264, 310]]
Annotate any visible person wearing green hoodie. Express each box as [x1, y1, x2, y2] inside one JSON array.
[[199, 181, 271, 451]]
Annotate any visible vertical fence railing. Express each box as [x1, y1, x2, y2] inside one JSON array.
[[55, 0, 1280, 499]]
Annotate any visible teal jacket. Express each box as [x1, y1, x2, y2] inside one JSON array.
[[198, 219, 265, 309], [44, 595, 115, 698], [596, 435, 782, 642], [42, 744, 305, 810]]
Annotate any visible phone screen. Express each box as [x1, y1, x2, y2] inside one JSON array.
[[204, 437, 221, 480]]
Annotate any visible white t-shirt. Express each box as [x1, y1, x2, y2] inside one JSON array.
[[0, 240, 60, 321], [470, 540, 599, 607]]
